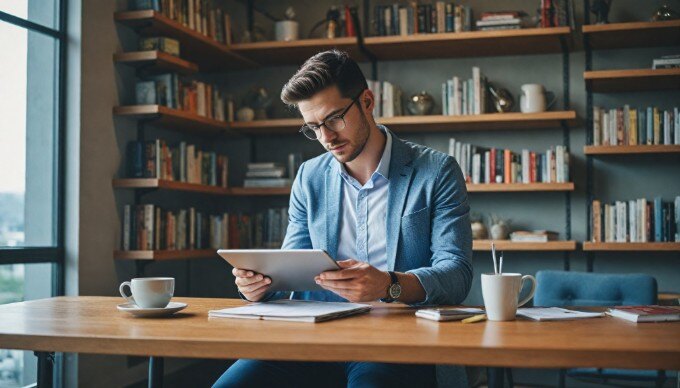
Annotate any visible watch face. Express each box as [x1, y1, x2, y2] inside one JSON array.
[[389, 283, 402, 299]]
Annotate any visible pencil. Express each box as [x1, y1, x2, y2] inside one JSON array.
[[461, 314, 487, 324]]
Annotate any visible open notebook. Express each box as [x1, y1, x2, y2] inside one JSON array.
[[209, 300, 372, 323]]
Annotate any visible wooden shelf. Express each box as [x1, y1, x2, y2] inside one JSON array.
[[583, 242, 680, 252], [473, 240, 577, 251], [113, 50, 198, 74], [229, 112, 578, 134], [114, 10, 256, 71], [364, 27, 572, 60], [231, 37, 364, 66], [584, 145, 680, 155], [113, 105, 235, 135], [114, 249, 217, 260], [583, 20, 680, 50], [467, 183, 574, 192], [584, 68, 680, 93], [113, 179, 291, 196]]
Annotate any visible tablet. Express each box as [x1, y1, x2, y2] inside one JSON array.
[[217, 249, 341, 292]]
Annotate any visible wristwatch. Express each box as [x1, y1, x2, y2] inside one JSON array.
[[380, 271, 402, 303]]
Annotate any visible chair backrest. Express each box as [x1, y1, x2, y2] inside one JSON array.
[[534, 270, 657, 307]]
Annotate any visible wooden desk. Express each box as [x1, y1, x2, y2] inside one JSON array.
[[1, 297, 679, 387]]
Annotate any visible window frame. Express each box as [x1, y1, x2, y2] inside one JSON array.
[[0, 1, 67, 297]]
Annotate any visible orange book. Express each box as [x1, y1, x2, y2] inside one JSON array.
[[503, 149, 511, 183]]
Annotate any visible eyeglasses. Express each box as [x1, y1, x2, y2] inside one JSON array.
[[299, 90, 364, 141]]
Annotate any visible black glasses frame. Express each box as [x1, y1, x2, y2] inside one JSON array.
[[299, 89, 365, 140]]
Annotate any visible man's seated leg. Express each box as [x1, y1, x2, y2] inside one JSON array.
[[212, 359, 346, 388], [346, 362, 436, 388]]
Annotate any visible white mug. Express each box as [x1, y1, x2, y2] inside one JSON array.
[[275, 20, 299, 42], [519, 84, 556, 113], [481, 273, 537, 321], [119, 277, 174, 308]]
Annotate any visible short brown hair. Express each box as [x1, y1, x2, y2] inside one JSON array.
[[281, 50, 368, 107]]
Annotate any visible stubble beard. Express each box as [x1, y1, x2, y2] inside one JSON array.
[[328, 112, 371, 164]]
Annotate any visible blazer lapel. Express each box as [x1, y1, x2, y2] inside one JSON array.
[[325, 162, 342, 259], [385, 134, 414, 271]]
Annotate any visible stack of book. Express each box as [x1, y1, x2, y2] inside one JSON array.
[[228, 208, 289, 249], [510, 230, 559, 242], [652, 54, 680, 69], [372, 2, 472, 37], [126, 140, 228, 187], [475, 11, 527, 31], [135, 74, 233, 121], [367, 80, 403, 118], [243, 163, 291, 188], [590, 197, 680, 243], [131, 0, 233, 44], [448, 139, 570, 184], [441, 66, 487, 116], [122, 205, 229, 251], [607, 306, 680, 323], [592, 106, 679, 146], [139, 37, 180, 56]]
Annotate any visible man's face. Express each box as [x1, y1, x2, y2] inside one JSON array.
[[298, 86, 370, 164]]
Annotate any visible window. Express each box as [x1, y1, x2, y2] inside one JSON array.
[[0, 1, 66, 386]]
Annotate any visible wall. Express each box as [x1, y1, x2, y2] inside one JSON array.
[[70, 0, 679, 386]]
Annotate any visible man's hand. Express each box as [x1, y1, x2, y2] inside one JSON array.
[[315, 259, 391, 302], [232, 268, 271, 302]]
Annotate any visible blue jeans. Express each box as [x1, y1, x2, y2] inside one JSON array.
[[213, 359, 436, 388]]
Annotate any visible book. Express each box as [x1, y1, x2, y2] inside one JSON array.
[[415, 307, 484, 321], [606, 306, 680, 323], [208, 300, 372, 323], [517, 307, 605, 321], [138, 37, 180, 56], [243, 178, 292, 188], [509, 230, 559, 242]]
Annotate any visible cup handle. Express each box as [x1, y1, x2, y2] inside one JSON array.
[[545, 91, 557, 110], [517, 275, 537, 307], [119, 281, 135, 305]]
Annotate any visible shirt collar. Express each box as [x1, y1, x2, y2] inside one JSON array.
[[337, 125, 392, 181]]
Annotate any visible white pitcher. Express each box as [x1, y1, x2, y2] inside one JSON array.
[[520, 84, 556, 113]]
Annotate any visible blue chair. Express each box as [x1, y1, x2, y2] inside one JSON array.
[[534, 270, 666, 388]]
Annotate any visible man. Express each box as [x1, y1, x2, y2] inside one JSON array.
[[214, 50, 472, 388]]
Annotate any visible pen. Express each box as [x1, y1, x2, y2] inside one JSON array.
[[461, 314, 487, 324]]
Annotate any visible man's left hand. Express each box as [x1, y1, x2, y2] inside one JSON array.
[[315, 259, 391, 302]]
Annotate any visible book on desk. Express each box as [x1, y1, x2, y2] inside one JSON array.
[[209, 300, 371, 323]]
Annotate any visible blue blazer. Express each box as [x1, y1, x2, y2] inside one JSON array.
[[278, 129, 473, 305]]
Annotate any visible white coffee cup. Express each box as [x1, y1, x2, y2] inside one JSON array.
[[519, 84, 556, 113], [481, 273, 537, 321], [119, 277, 174, 308]]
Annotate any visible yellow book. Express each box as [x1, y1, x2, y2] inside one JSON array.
[[629, 108, 637, 145], [653, 107, 660, 145]]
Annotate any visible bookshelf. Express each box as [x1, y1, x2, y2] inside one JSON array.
[[231, 111, 578, 135], [583, 16, 680, 266], [114, 249, 217, 260], [114, 50, 199, 74], [582, 20, 680, 50], [113, 105, 236, 135], [364, 27, 572, 60], [584, 145, 680, 155], [582, 242, 680, 252], [112, 179, 291, 196], [473, 240, 577, 251], [584, 68, 680, 93], [112, 3, 578, 266], [114, 10, 256, 70]]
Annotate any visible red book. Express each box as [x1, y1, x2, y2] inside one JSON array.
[[345, 6, 355, 37], [607, 306, 680, 322], [490, 148, 496, 184]]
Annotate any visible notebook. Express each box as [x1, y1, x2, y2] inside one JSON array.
[[208, 300, 372, 323], [606, 305, 680, 323], [517, 307, 605, 321], [415, 307, 484, 321]]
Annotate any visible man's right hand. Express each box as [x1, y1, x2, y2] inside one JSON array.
[[232, 268, 271, 302]]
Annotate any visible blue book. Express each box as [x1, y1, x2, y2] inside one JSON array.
[[147, 73, 174, 108], [130, 0, 160, 11], [654, 197, 663, 242], [135, 81, 157, 105], [126, 141, 144, 178], [445, 4, 454, 32]]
